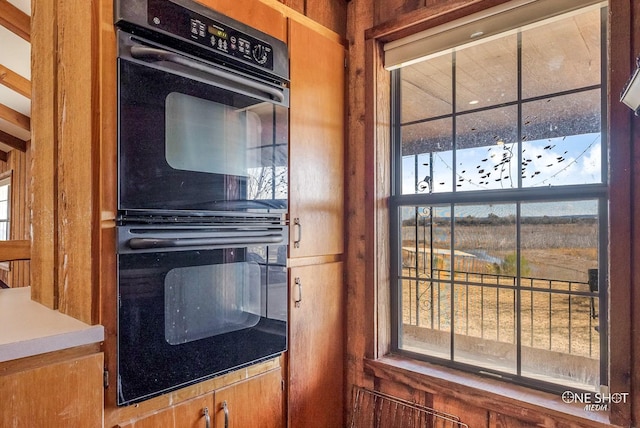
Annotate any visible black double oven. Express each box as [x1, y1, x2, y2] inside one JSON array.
[[114, 0, 289, 405]]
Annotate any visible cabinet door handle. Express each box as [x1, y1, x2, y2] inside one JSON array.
[[293, 218, 302, 248], [203, 407, 210, 428], [294, 277, 302, 308], [222, 400, 229, 428]]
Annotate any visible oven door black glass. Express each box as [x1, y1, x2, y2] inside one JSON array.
[[117, 35, 288, 214], [116, 231, 287, 405]]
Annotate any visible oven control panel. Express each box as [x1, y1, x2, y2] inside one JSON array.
[[147, 0, 274, 70]]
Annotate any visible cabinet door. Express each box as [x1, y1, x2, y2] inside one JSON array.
[[213, 369, 284, 428], [289, 19, 345, 258], [289, 262, 344, 428], [117, 395, 214, 428], [0, 353, 103, 427]]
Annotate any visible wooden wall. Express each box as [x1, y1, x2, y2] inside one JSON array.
[[0, 145, 30, 288], [346, 0, 639, 426], [279, 0, 347, 37]]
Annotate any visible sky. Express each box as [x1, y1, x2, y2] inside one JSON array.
[[401, 132, 603, 218]]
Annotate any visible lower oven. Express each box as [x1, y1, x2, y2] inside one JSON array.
[[116, 221, 287, 405]]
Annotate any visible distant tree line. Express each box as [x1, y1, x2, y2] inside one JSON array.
[[402, 214, 597, 227]]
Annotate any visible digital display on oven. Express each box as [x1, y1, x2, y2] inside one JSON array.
[[209, 26, 228, 40], [147, 0, 274, 70]]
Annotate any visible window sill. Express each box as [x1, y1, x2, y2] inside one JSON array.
[[364, 355, 620, 428]]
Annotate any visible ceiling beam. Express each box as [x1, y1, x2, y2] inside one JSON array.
[[0, 102, 29, 131], [0, 64, 30, 99], [0, 0, 30, 42], [0, 129, 26, 152]]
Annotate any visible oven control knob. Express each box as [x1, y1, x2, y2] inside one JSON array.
[[252, 44, 268, 65]]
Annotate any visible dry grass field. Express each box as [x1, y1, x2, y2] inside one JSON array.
[[400, 220, 601, 361]]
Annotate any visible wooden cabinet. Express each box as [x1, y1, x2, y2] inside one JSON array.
[[0, 352, 103, 427], [116, 395, 214, 428], [116, 370, 282, 428], [287, 16, 346, 428], [288, 19, 345, 259], [288, 262, 345, 428], [213, 370, 284, 428]]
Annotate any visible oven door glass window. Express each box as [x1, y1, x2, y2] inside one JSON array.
[[165, 261, 262, 344], [118, 58, 288, 213], [117, 244, 287, 405]]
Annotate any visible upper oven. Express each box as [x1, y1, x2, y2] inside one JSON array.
[[116, 0, 289, 216]]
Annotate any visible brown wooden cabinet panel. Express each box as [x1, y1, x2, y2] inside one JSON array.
[[213, 370, 284, 428], [288, 19, 345, 259], [116, 396, 213, 428], [288, 262, 344, 428], [116, 395, 214, 428], [0, 353, 103, 427], [195, 0, 287, 41]]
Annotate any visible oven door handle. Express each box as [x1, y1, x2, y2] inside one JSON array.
[[129, 45, 286, 103], [127, 234, 284, 250]]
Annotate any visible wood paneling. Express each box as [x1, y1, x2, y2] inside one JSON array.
[[280, 0, 304, 14], [0, 0, 30, 41], [345, 0, 376, 418], [434, 395, 489, 428], [0, 352, 103, 427], [0, 148, 30, 287], [305, 0, 347, 37], [375, 0, 423, 26], [624, 0, 640, 425], [30, 0, 57, 307]]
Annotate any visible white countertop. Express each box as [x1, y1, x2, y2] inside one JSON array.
[[0, 287, 104, 362]]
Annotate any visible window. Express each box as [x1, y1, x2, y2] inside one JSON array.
[[0, 175, 10, 241], [0, 174, 11, 271], [390, 3, 607, 393]]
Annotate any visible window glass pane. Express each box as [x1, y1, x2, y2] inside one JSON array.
[[401, 118, 453, 194], [521, 90, 601, 187], [401, 54, 453, 122], [399, 205, 452, 359], [453, 204, 517, 373], [520, 200, 599, 390], [456, 107, 518, 191], [522, 8, 602, 99], [0, 201, 8, 221], [456, 33, 518, 112], [0, 185, 8, 201], [391, 3, 606, 393]]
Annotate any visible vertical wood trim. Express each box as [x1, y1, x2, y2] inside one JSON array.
[[56, 0, 96, 323], [608, 0, 633, 425], [98, 0, 119, 409], [368, 38, 391, 359], [345, 0, 376, 420], [628, 0, 640, 425], [30, 0, 57, 308]]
